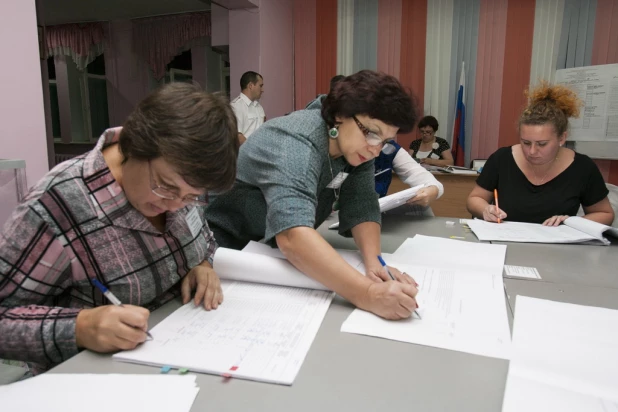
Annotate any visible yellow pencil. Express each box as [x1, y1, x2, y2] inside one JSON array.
[[494, 189, 501, 224]]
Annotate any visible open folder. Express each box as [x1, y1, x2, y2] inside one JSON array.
[[467, 216, 618, 245], [438, 165, 478, 175], [329, 184, 425, 229], [113, 247, 360, 385]]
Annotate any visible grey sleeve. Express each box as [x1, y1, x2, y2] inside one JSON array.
[[337, 160, 381, 237], [243, 127, 323, 242]]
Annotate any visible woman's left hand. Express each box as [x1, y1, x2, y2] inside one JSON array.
[[406, 186, 439, 207], [181, 262, 224, 310], [542, 215, 570, 227], [366, 263, 418, 286]]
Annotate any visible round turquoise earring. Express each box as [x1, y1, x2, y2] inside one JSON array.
[[328, 127, 339, 139]]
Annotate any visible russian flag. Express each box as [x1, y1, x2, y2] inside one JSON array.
[[451, 62, 466, 167]]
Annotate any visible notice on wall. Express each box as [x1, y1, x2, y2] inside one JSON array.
[[555, 63, 618, 142]]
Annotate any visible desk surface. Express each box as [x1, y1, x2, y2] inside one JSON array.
[[49, 216, 618, 412]]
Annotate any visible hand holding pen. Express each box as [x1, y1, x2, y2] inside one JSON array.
[[74, 280, 153, 353], [377, 256, 422, 319], [483, 189, 507, 223]]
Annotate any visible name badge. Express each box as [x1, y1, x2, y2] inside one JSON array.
[[326, 172, 349, 189], [185, 207, 203, 238]]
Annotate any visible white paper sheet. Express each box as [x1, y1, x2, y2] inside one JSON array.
[[502, 296, 618, 411], [392, 235, 508, 275], [378, 184, 425, 212], [341, 260, 511, 359], [504, 265, 541, 280], [466, 219, 608, 245], [114, 281, 334, 385], [0, 374, 199, 412], [213, 248, 329, 290], [241, 241, 364, 271]]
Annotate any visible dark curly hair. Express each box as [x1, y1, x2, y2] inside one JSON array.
[[321, 70, 420, 134]]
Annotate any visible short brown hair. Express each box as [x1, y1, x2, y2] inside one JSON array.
[[119, 82, 239, 192], [321, 70, 419, 134], [519, 81, 583, 136]]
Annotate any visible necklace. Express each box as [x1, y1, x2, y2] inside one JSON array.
[[530, 153, 558, 185], [327, 153, 341, 210]]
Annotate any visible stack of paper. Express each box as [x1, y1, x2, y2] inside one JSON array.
[[114, 248, 336, 385], [341, 235, 511, 359], [0, 374, 199, 412], [328, 184, 425, 229], [378, 184, 425, 212], [467, 217, 618, 245], [502, 296, 618, 411]]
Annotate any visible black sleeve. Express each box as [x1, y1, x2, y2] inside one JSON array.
[[475, 148, 503, 192], [580, 156, 610, 207], [409, 139, 419, 153], [438, 137, 451, 152]]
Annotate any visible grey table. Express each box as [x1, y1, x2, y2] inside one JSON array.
[[496, 240, 618, 289], [49, 215, 614, 412]]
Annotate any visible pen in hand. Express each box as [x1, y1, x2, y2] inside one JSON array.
[[377, 256, 422, 319], [493, 189, 501, 224], [91, 279, 153, 341]]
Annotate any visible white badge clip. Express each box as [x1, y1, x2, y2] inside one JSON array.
[[326, 172, 349, 189], [185, 207, 203, 238]]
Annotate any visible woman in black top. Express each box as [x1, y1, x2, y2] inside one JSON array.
[[408, 116, 454, 167], [466, 82, 614, 226]]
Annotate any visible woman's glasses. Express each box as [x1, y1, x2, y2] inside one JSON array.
[[148, 160, 208, 206], [352, 116, 396, 155]]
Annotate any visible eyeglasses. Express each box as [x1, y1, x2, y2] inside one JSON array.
[[419, 129, 434, 135], [352, 116, 396, 155], [148, 160, 208, 207]]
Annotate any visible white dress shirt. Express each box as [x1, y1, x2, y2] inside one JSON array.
[[230, 93, 265, 138]]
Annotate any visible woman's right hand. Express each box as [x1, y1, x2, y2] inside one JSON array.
[[362, 281, 419, 320], [483, 204, 507, 223], [76, 305, 150, 352]]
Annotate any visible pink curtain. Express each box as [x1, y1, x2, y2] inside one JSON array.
[[132, 12, 211, 80], [45, 23, 105, 70]]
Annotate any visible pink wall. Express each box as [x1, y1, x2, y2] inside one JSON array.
[[229, 8, 261, 100], [259, 0, 293, 118], [211, 3, 229, 46], [0, 0, 49, 188]]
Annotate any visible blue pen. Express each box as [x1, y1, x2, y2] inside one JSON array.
[[92, 279, 153, 340], [377, 255, 422, 319]]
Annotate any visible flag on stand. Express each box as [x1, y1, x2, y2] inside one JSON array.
[[451, 62, 466, 167]]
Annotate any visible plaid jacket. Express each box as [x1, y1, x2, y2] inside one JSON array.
[[0, 128, 217, 373]]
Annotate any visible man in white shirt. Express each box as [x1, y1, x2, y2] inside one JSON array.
[[230, 71, 265, 145]]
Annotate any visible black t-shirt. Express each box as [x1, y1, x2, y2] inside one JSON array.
[[476, 147, 609, 224]]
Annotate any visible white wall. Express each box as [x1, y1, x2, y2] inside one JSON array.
[[0, 0, 49, 187]]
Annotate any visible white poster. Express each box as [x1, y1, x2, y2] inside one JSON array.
[[555, 63, 618, 142]]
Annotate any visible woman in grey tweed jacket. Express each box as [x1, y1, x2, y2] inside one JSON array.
[[207, 70, 422, 320]]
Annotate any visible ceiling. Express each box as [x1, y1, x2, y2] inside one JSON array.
[[38, 0, 213, 25]]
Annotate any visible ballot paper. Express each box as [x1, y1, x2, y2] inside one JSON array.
[[502, 296, 618, 411], [0, 374, 200, 412], [114, 248, 336, 385], [342, 235, 511, 359]]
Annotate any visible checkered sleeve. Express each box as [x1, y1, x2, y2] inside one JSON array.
[[0, 202, 80, 366]]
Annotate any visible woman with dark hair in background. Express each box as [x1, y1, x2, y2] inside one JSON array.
[[206, 70, 422, 320], [0, 83, 239, 374], [409, 115, 454, 167]]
